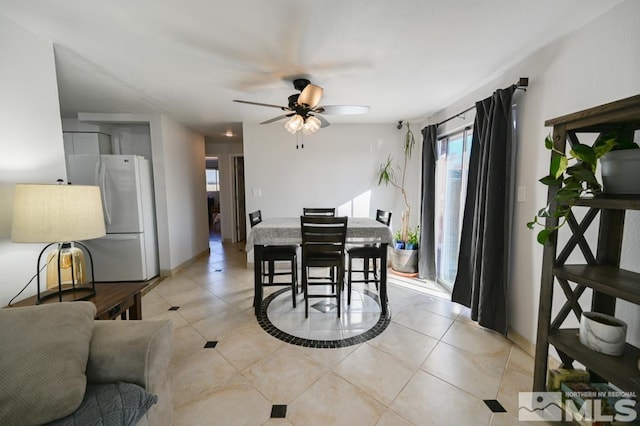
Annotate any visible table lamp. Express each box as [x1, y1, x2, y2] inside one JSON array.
[[11, 183, 106, 303]]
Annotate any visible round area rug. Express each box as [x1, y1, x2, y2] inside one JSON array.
[[257, 287, 390, 348]]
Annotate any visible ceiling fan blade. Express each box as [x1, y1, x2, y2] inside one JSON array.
[[317, 105, 370, 115], [233, 99, 288, 110], [260, 114, 291, 125], [315, 114, 331, 128], [298, 84, 323, 108]]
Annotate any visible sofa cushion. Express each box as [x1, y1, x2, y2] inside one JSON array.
[[0, 301, 96, 425], [45, 382, 158, 426]]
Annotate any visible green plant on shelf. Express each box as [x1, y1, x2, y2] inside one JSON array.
[[527, 132, 638, 244]]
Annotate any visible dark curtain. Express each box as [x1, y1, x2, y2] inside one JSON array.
[[451, 86, 516, 335], [418, 125, 438, 281]]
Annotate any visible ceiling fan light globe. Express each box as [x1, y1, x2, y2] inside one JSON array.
[[304, 115, 321, 133], [284, 114, 304, 133]]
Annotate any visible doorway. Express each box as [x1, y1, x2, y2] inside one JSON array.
[[232, 155, 246, 242], [434, 127, 473, 290], [205, 157, 221, 241]]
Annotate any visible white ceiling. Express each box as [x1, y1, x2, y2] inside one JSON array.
[[0, 0, 623, 142]]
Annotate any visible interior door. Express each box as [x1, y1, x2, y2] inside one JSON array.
[[233, 156, 246, 242]]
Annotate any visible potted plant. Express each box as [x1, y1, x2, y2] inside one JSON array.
[[600, 132, 640, 195], [527, 132, 639, 244], [405, 225, 420, 250], [378, 121, 419, 273], [389, 225, 420, 275], [394, 230, 405, 249]]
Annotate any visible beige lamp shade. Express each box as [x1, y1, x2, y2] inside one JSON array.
[[11, 184, 106, 243]]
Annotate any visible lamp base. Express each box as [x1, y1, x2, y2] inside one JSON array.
[[45, 243, 86, 289], [36, 241, 97, 303]]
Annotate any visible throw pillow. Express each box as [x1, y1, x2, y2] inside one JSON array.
[[0, 301, 96, 425], [45, 382, 158, 426]]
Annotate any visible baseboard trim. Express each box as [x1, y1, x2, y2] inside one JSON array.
[[507, 326, 560, 368], [160, 247, 211, 277], [507, 327, 536, 357]]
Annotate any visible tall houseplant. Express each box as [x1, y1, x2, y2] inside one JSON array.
[[377, 122, 418, 274], [377, 122, 416, 243]]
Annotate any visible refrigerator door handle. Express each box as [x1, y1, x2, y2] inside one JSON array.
[[99, 161, 112, 226]]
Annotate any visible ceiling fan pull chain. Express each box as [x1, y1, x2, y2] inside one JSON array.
[[296, 132, 304, 149]]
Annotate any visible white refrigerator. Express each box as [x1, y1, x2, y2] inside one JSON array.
[[68, 154, 159, 282]]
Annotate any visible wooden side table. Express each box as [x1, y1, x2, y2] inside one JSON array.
[[9, 281, 155, 320]]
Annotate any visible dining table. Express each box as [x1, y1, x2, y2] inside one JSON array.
[[246, 216, 394, 317]]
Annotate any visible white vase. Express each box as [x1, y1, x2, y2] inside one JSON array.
[[579, 312, 627, 356]]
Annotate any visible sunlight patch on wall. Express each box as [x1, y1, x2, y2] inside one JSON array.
[[338, 190, 371, 217]]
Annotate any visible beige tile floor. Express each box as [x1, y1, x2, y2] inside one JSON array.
[[142, 236, 550, 425]]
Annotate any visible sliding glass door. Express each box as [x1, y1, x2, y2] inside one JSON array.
[[434, 128, 473, 289]]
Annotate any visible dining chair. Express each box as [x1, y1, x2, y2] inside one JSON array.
[[300, 215, 348, 318], [249, 210, 298, 307], [302, 207, 336, 217], [346, 209, 392, 305], [302, 208, 337, 284]]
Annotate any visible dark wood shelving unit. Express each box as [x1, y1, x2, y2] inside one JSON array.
[[554, 265, 640, 305], [573, 197, 640, 211], [548, 329, 640, 395], [533, 94, 640, 394]]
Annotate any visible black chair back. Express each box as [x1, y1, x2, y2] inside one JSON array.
[[249, 209, 298, 309], [249, 210, 262, 228], [376, 209, 392, 226], [303, 207, 336, 217], [300, 215, 348, 317], [300, 216, 348, 258]]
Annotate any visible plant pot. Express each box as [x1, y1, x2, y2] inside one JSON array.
[[394, 241, 405, 249], [600, 150, 640, 195], [405, 243, 418, 250], [390, 247, 418, 274], [579, 312, 627, 356]]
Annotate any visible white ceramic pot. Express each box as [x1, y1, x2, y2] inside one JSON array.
[[579, 312, 627, 356]]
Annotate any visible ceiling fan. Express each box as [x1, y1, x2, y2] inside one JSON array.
[[233, 78, 370, 135]]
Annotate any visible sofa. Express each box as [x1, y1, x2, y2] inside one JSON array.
[[0, 301, 173, 426]]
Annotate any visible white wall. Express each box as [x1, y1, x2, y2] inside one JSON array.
[[113, 124, 153, 159], [0, 16, 66, 306], [205, 141, 243, 242], [153, 115, 210, 272], [242, 122, 421, 261], [424, 0, 640, 347]]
